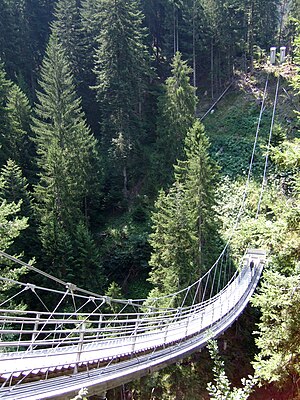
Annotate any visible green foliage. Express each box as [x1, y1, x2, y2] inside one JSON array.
[[4, 83, 33, 173], [0, 174, 28, 305], [32, 33, 100, 227], [98, 215, 152, 299], [0, 65, 33, 173], [0, 159, 38, 257], [204, 91, 272, 178], [73, 222, 104, 292], [207, 340, 257, 399], [104, 281, 123, 313], [154, 52, 197, 187], [251, 271, 300, 386], [148, 120, 219, 306], [93, 0, 151, 201], [31, 33, 102, 289]]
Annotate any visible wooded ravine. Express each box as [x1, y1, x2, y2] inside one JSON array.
[[0, 0, 300, 398]]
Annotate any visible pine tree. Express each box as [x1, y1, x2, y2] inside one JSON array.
[[148, 120, 219, 305], [154, 51, 197, 188], [93, 0, 151, 201]]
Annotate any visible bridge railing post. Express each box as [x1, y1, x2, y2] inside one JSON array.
[[96, 314, 103, 340], [211, 302, 215, 326], [29, 313, 40, 352], [163, 320, 169, 345], [131, 314, 140, 353], [75, 321, 86, 374]]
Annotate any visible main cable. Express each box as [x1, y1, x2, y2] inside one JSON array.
[[256, 75, 280, 217]]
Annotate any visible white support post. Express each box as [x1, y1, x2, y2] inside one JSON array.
[[211, 303, 214, 326], [131, 315, 140, 352], [270, 47, 276, 65], [75, 321, 86, 374], [185, 315, 190, 337], [29, 313, 40, 351], [96, 314, 102, 340], [280, 46, 286, 63], [164, 322, 169, 345]]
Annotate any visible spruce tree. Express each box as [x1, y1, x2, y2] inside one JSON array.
[[93, 0, 151, 201], [32, 33, 102, 285], [0, 173, 28, 304], [52, 0, 99, 132], [5, 84, 33, 174], [51, 0, 83, 78], [0, 64, 32, 171], [154, 51, 197, 188], [0, 63, 12, 165], [0, 159, 38, 257], [148, 120, 219, 305]]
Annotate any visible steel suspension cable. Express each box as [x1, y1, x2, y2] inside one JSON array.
[[256, 75, 281, 217]]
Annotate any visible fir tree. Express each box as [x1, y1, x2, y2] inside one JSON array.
[[0, 63, 12, 165], [51, 0, 82, 71], [31, 33, 102, 285], [0, 159, 38, 258], [73, 222, 104, 292], [93, 0, 151, 201], [5, 84, 33, 174], [0, 174, 28, 304], [154, 51, 197, 188], [148, 120, 219, 305]]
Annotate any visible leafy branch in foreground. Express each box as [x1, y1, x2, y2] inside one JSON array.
[[207, 340, 257, 400]]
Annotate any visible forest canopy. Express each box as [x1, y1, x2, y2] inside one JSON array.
[[0, 0, 300, 398]]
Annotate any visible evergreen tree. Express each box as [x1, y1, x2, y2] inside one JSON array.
[[0, 174, 28, 305], [252, 271, 300, 387], [5, 84, 33, 174], [93, 0, 151, 201], [0, 63, 12, 165], [51, 0, 82, 75], [73, 222, 104, 291], [0, 64, 32, 171], [154, 51, 197, 188], [148, 120, 219, 305], [32, 33, 102, 286], [0, 159, 38, 257], [207, 340, 256, 399], [52, 0, 100, 133]]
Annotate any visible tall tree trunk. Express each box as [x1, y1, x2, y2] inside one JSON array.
[[192, 0, 196, 89], [247, 0, 254, 73], [211, 38, 214, 99], [173, 3, 176, 54], [123, 165, 128, 199]]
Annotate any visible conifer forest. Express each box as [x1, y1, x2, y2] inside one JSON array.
[[0, 0, 300, 398]]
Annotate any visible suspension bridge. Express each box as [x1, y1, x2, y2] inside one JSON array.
[[0, 249, 266, 400], [0, 48, 284, 399]]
